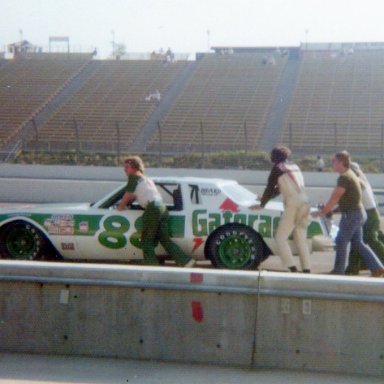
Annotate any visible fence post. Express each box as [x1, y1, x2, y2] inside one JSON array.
[[334, 122, 337, 150], [32, 118, 38, 163], [115, 121, 120, 165], [32, 118, 39, 142], [200, 120, 205, 168], [381, 123, 384, 172], [158, 121, 162, 167], [73, 119, 80, 164], [243, 121, 248, 168]]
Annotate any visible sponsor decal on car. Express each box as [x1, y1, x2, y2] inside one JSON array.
[[44, 215, 75, 236], [61, 242, 75, 251], [79, 221, 89, 233]]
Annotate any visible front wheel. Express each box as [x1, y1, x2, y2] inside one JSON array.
[[205, 224, 264, 270], [0, 221, 47, 260]]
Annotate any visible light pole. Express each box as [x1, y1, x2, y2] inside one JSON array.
[[111, 29, 115, 58]]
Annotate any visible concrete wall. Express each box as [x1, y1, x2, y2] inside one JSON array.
[[2, 164, 383, 212], [2, 163, 383, 186], [0, 261, 383, 376]]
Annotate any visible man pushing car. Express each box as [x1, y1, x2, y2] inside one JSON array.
[[117, 156, 195, 267]]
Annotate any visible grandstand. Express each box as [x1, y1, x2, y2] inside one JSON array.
[[282, 47, 384, 153], [31, 60, 188, 152], [1, 43, 384, 161], [147, 51, 286, 152], [0, 53, 91, 151]]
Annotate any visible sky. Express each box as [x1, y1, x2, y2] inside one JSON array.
[[2, 0, 384, 58]]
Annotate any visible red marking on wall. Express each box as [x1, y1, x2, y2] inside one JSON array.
[[190, 273, 204, 284], [192, 301, 204, 323], [192, 237, 204, 252], [219, 198, 240, 213]]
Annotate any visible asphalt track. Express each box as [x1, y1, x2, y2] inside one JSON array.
[[0, 353, 382, 384], [0, 203, 382, 382]]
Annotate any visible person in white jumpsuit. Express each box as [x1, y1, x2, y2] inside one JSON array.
[[251, 146, 311, 272]]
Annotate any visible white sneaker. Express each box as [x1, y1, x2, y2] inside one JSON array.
[[184, 259, 196, 268]]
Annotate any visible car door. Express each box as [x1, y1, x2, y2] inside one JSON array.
[[73, 182, 187, 261]]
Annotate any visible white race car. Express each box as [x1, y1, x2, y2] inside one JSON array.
[[0, 177, 333, 269]]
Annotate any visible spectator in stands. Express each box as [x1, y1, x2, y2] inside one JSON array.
[[144, 90, 161, 105], [250, 146, 311, 273], [268, 56, 276, 66], [117, 156, 195, 267], [312, 151, 384, 277], [153, 89, 161, 104], [345, 162, 384, 274], [316, 155, 325, 172], [165, 47, 175, 62]]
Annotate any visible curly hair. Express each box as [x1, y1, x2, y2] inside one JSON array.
[[125, 156, 145, 173], [270, 146, 291, 164]]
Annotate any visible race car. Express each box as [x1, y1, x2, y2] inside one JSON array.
[[0, 177, 334, 270]]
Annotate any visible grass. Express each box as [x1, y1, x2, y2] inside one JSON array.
[[13, 150, 384, 173]]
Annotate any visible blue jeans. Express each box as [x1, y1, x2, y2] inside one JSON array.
[[334, 210, 384, 274]]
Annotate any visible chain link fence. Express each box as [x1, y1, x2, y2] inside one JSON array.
[[3, 118, 384, 171]]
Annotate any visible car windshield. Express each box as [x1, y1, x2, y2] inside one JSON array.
[[221, 183, 256, 205]]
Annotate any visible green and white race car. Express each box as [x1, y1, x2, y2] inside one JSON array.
[[0, 177, 333, 269]]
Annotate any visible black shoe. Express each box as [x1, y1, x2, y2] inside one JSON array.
[[302, 269, 311, 273], [329, 270, 344, 275], [345, 266, 359, 275], [289, 266, 298, 272]]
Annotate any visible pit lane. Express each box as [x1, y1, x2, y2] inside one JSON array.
[[0, 166, 383, 377]]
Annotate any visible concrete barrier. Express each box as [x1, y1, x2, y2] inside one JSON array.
[[0, 164, 382, 211], [0, 164, 343, 207], [0, 260, 383, 376]]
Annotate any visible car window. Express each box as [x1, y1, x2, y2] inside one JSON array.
[[98, 188, 126, 209], [98, 183, 183, 211], [157, 183, 183, 211]]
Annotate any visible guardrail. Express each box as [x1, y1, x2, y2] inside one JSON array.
[[1, 262, 383, 302], [0, 261, 383, 376]]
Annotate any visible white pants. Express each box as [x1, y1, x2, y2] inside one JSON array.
[[275, 202, 311, 270]]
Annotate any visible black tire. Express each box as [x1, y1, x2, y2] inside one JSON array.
[[205, 224, 264, 270], [0, 221, 51, 260]]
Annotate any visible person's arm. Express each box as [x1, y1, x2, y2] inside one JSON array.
[[117, 175, 139, 211], [312, 186, 345, 217], [117, 192, 135, 211], [250, 166, 282, 210]]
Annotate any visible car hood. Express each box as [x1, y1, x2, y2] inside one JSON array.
[[0, 202, 92, 214]]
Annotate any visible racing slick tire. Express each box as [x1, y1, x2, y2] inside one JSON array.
[[0, 221, 54, 260], [205, 223, 264, 270]]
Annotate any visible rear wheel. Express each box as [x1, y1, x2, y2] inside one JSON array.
[[0, 221, 48, 260], [205, 224, 264, 270]]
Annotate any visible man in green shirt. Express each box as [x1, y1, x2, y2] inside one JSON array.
[[346, 163, 384, 274], [312, 151, 384, 276], [117, 156, 195, 267]]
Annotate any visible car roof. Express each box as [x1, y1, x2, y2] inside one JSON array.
[[151, 176, 238, 186]]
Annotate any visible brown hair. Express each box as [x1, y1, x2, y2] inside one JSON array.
[[270, 146, 291, 164], [334, 150, 351, 168], [125, 156, 145, 173]]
